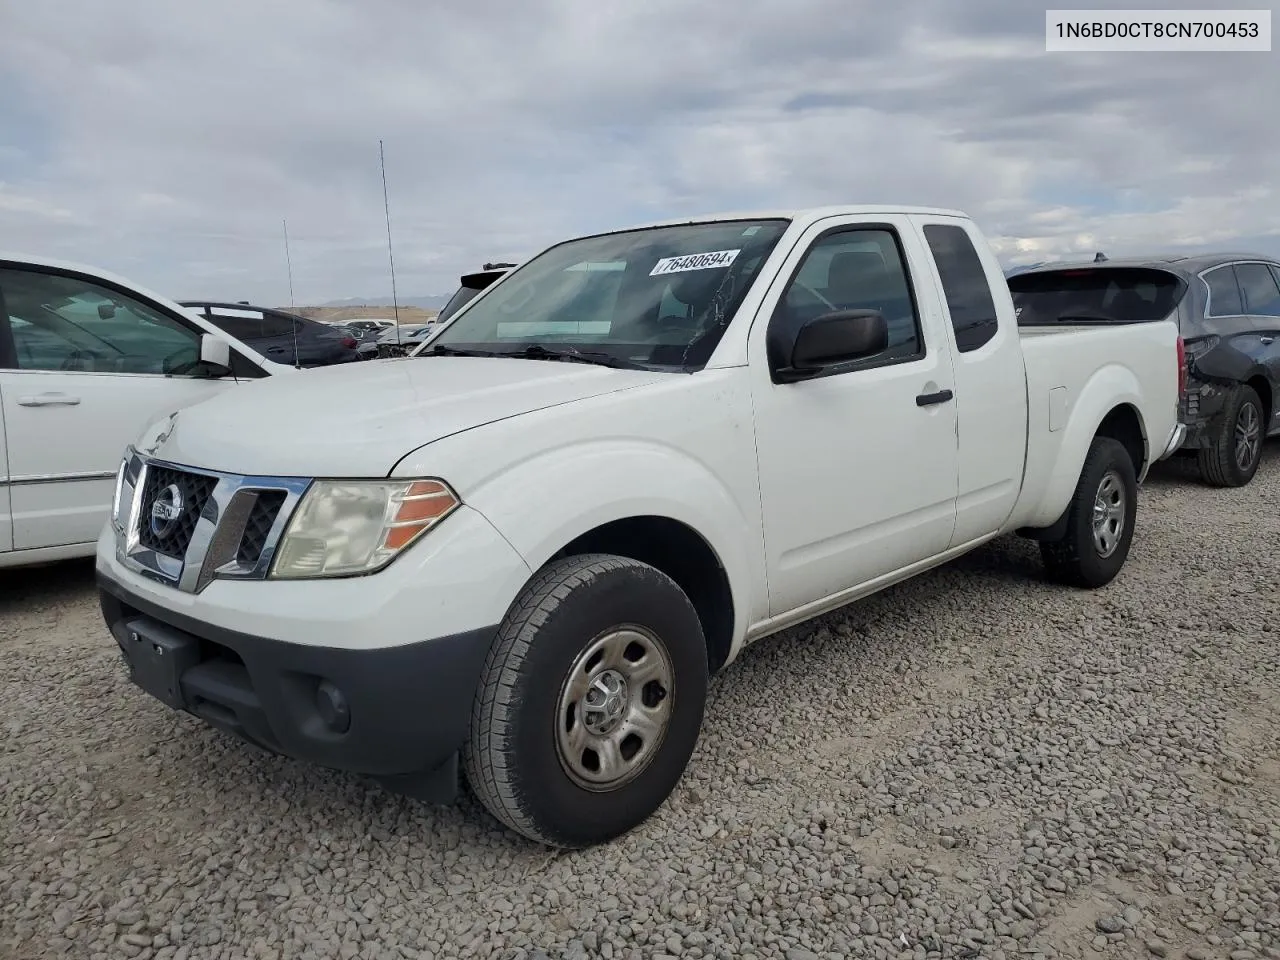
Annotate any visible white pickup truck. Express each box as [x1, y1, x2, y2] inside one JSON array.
[[95, 206, 1183, 848], [0, 254, 289, 569]]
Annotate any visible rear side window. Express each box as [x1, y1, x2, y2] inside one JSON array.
[[1233, 263, 1280, 317], [1203, 266, 1244, 317], [205, 311, 298, 340], [923, 223, 998, 352], [1009, 267, 1183, 325]]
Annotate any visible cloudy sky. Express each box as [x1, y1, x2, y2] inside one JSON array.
[[1, 0, 1277, 305]]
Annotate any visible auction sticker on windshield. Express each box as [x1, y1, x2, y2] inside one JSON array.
[[650, 249, 740, 276]]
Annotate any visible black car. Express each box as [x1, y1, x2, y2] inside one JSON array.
[[434, 263, 515, 325], [180, 301, 360, 368], [1009, 254, 1280, 487]]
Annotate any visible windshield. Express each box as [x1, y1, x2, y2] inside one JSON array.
[[1009, 267, 1185, 325], [429, 219, 790, 369]]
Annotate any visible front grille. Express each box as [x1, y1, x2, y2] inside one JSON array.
[[137, 466, 217, 559], [237, 491, 287, 566], [117, 451, 311, 593]]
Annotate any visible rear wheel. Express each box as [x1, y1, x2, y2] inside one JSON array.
[[1198, 384, 1264, 487], [1041, 436, 1138, 588], [463, 554, 708, 847]]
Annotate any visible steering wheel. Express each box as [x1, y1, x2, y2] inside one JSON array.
[[796, 280, 835, 311], [59, 349, 95, 372], [162, 347, 203, 376]]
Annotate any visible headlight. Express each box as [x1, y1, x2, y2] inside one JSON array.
[[269, 479, 460, 579], [112, 449, 144, 533]]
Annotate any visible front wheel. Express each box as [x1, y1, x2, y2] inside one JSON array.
[[1040, 436, 1138, 588], [463, 554, 708, 847]]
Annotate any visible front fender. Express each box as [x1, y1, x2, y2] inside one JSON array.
[[461, 439, 765, 661], [1020, 363, 1150, 529]]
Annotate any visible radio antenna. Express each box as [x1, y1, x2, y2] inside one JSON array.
[[283, 218, 300, 366], [282, 218, 296, 308], [379, 139, 402, 344]]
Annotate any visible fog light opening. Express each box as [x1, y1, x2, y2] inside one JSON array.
[[316, 681, 351, 734]]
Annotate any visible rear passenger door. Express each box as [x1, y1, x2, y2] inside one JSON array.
[[916, 217, 1029, 546], [0, 401, 11, 555], [1200, 263, 1280, 431], [748, 215, 960, 616], [1231, 261, 1280, 431]]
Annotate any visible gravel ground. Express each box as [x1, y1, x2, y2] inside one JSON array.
[[3, 450, 1278, 960]]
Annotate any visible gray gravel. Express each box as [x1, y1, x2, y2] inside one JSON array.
[[3, 449, 1279, 960]]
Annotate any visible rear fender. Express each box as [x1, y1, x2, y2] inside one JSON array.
[[1020, 364, 1149, 529]]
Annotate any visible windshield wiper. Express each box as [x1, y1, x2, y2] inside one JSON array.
[[422, 341, 651, 370], [500, 343, 652, 370], [419, 344, 506, 358]]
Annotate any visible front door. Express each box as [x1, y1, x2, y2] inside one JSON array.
[[0, 390, 12, 554], [0, 264, 239, 551], [748, 217, 960, 616]]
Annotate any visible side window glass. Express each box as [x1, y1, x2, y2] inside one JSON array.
[[205, 309, 296, 340], [1204, 266, 1244, 317], [1234, 263, 1280, 317], [769, 227, 922, 370], [923, 223, 999, 352], [1, 268, 200, 374]]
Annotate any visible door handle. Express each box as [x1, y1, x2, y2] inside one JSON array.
[[1261, 336, 1275, 345], [17, 392, 82, 407], [916, 389, 954, 407]]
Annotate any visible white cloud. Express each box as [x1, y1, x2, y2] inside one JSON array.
[[0, 0, 1276, 302]]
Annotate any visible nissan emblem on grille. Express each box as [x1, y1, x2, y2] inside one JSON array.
[[149, 483, 185, 539]]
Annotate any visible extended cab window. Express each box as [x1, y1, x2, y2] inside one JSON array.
[[769, 227, 922, 369], [924, 223, 998, 352], [1203, 266, 1244, 317], [0, 268, 201, 374], [1010, 267, 1183, 325], [1233, 262, 1280, 317]]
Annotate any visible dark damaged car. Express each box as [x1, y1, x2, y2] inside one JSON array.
[[1010, 254, 1280, 487]]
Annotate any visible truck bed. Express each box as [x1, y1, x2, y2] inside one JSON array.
[[1009, 319, 1181, 531]]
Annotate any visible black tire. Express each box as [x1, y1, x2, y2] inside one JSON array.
[[463, 553, 708, 847], [1040, 436, 1138, 589], [1197, 384, 1264, 488]]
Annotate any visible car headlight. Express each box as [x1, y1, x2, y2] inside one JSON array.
[[269, 479, 460, 579], [112, 449, 144, 533]]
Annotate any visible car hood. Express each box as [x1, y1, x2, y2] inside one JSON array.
[[134, 356, 668, 477]]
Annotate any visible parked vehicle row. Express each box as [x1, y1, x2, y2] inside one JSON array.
[[0, 263, 510, 568], [180, 301, 362, 368], [93, 205, 1184, 849], [1009, 252, 1280, 487]]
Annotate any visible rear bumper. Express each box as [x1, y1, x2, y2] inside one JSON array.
[[1158, 421, 1187, 460], [97, 571, 495, 802]]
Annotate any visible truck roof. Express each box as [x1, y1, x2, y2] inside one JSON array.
[[613, 205, 971, 234]]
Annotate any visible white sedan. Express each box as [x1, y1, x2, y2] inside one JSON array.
[[0, 253, 289, 569]]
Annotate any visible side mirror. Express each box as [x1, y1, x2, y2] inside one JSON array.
[[98, 302, 117, 320], [783, 309, 889, 379], [199, 334, 232, 372]]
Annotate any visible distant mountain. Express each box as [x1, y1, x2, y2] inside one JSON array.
[[319, 294, 451, 309]]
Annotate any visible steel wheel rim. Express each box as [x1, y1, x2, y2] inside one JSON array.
[[1234, 401, 1260, 471], [554, 625, 674, 792], [1091, 469, 1125, 559]]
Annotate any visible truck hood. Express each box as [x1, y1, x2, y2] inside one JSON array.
[[136, 356, 668, 477]]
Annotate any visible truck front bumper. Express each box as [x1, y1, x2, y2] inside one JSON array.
[[94, 503, 533, 803], [98, 572, 492, 801]]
